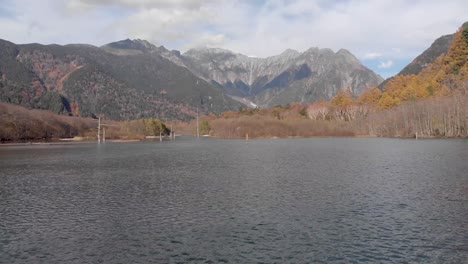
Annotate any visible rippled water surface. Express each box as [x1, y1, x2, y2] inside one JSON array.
[[1, 138, 467, 263]]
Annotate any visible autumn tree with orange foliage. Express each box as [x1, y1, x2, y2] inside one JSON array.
[[358, 86, 382, 106], [330, 88, 355, 108]]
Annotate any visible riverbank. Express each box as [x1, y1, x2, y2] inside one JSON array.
[[0, 141, 95, 147], [2, 134, 465, 147], [0, 136, 183, 147]]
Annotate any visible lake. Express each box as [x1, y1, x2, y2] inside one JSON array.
[[0, 138, 467, 263]]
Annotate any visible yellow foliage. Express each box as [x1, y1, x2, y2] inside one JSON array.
[[331, 88, 355, 108], [358, 86, 382, 105], [379, 92, 400, 109], [381, 23, 468, 107]]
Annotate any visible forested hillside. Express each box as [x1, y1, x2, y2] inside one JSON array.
[[378, 22, 467, 108], [0, 40, 239, 120]]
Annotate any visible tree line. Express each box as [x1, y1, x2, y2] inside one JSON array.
[[186, 90, 466, 139]]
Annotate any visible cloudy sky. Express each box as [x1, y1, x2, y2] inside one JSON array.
[[1, 0, 467, 78]]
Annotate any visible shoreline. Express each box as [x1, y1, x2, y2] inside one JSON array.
[[1, 135, 465, 147], [0, 137, 180, 147], [0, 141, 96, 147], [0, 139, 137, 147], [182, 134, 465, 140]]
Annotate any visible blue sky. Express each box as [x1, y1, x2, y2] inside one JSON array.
[[0, 0, 467, 78]]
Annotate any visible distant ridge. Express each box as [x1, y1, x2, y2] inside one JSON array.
[[178, 46, 383, 107]]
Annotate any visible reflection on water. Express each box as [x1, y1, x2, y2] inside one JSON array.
[[0, 138, 467, 263]]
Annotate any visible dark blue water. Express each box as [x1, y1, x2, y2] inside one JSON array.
[[0, 138, 467, 263]]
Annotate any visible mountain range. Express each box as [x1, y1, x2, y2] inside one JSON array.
[[1, 25, 462, 120], [0, 39, 238, 120], [103, 40, 384, 107]]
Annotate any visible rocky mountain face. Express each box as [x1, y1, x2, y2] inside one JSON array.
[[180, 47, 384, 107], [103, 39, 384, 108], [0, 39, 239, 120], [101, 39, 187, 67]]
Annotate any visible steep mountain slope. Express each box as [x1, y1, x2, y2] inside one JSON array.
[[0, 39, 239, 120], [0, 39, 66, 113], [379, 22, 468, 107], [399, 34, 454, 76], [379, 33, 455, 89], [181, 47, 384, 107]]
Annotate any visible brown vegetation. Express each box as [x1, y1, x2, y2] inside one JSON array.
[[107, 119, 169, 140], [0, 102, 95, 142], [0, 102, 170, 142], [187, 94, 466, 139], [178, 104, 355, 138], [365, 95, 467, 137], [210, 117, 355, 138]]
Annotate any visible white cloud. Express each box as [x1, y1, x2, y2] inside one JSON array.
[[363, 52, 383, 60], [1, 0, 467, 77], [67, 0, 210, 10], [378, 60, 394, 69]]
